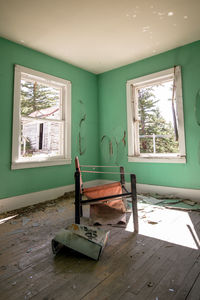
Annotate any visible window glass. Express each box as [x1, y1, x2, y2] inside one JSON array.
[[12, 65, 71, 169], [126, 66, 186, 162], [20, 79, 61, 120], [137, 80, 179, 154], [20, 120, 64, 159]]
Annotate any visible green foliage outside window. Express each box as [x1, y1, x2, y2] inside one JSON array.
[[20, 80, 59, 116], [138, 87, 179, 154]]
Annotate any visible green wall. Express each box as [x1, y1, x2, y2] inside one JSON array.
[[0, 37, 99, 199], [98, 40, 200, 189], [1, 37, 200, 200]]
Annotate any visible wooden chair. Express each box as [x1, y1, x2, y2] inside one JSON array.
[[74, 157, 138, 233]]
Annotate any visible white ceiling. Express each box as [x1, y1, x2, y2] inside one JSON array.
[[0, 0, 200, 74]]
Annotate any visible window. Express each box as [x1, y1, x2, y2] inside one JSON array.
[[12, 65, 71, 169], [126, 66, 186, 163]]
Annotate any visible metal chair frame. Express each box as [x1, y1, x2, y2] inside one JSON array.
[[74, 158, 138, 233]]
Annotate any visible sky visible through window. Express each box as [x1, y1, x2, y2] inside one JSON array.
[[138, 79, 179, 154], [153, 80, 174, 124]]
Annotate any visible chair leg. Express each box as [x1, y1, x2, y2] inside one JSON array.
[[120, 166, 125, 185], [75, 170, 81, 224], [131, 174, 139, 233], [120, 166, 127, 207], [80, 204, 83, 217]]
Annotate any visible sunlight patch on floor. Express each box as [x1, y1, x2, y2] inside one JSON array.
[[126, 204, 200, 250]]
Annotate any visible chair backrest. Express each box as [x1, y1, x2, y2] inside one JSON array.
[[75, 156, 83, 191]]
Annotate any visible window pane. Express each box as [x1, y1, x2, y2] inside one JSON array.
[[20, 79, 61, 120], [138, 81, 179, 154], [155, 136, 179, 153], [20, 120, 64, 159], [139, 137, 153, 153]]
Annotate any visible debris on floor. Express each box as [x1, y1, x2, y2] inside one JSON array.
[[147, 281, 154, 287], [183, 199, 196, 206], [22, 217, 31, 226], [158, 200, 200, 211], [127, 194, 200, 212], [52, 223, 110, 260], [26, 248, 32, 253], [127, 193, 200, 226], [138, 195, 163, 205], [0, 191, 74, 219], [32, 223, 39, 227], [0, 215, 18, 225], [147, 220, 159, 225]]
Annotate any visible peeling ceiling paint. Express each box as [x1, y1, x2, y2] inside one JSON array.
[[0, 0, 200, 74]]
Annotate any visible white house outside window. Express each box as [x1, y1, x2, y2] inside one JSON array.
[[126, 66, 186, 163], [12, 65, 71, 169]]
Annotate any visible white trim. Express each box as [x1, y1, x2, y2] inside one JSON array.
[[65, 82, 71, 162], [126, 66, 186, 163], [11, 158, 72, 170], [1, 180, 199, 213], [131, 183, 200, 203], [0, 180, 101, 213], [12, 65, 71, 169], [21, 116, 64, 123], [128, 156, 186, 164], [127, 67, 174, 87], [17, 64, 69, 86], [12, 67, 21, 164], [175, 66, 186, 156], [126, 83, 135, 157]]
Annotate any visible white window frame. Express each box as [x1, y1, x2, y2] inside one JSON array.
[[126, 66, 186, 163], [12, 65, 71, 169]]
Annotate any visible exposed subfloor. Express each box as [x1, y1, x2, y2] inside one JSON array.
[[0, 196, 200, 300]]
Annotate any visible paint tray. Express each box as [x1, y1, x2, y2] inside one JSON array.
[[52, 223, 109, 260]]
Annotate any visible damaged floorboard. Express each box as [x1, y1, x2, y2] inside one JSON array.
[[0, 196, 200, 300]]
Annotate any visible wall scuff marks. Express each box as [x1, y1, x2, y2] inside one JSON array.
[[195, 90, 200, 164], [122, 130, 126, 146], [100, 129, 127, 164], [195, 89, 200, 126], [101, 135, 113, 159], [115, 130, 127, 164], [78, 100, 86, 156], [109, 140, 113, 157]]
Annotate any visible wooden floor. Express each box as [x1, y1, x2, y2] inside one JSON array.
[[0, 196, 200, 300]]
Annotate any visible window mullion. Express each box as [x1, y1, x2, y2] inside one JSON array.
[[131, 85, 140, 156], [12, 66, 22, 162], [21, 116, 64, 123], [175, 66, 186, 157]]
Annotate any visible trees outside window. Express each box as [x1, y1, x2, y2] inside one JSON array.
[[126, 66, 186, 163], [12, 65, 71, 169]]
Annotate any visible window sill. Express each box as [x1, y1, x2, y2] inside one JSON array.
[[128, 155, 186, 164], [11, 157, 72, 170]]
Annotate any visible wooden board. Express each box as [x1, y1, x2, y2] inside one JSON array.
[[0, 196, 200, 300]]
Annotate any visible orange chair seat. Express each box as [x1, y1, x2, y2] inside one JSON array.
[[83, 181, 126, 215], [83, 182, 122, 199]]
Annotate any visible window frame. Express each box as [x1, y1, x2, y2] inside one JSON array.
[[126, 66, 186, 163], [12, 65, 71, 169]]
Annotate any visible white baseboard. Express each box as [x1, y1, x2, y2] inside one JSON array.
[[0, 180, 101, 214], [90, 180, 200, 203], [1, 180, 200, 213], [130, 183, 200, 203]]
